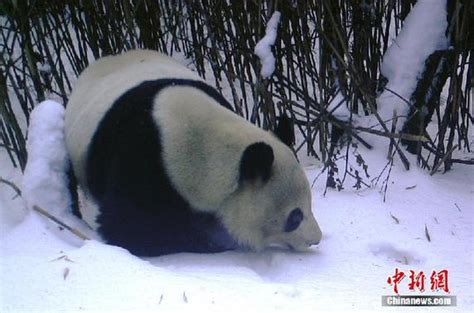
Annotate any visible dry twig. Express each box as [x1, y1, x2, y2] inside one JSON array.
[[32, 205, 90, 241]]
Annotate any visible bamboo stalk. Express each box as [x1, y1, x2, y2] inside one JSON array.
[[33, 205, 90, 241]]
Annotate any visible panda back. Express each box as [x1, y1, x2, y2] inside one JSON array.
[[65, 50, 201, 189]]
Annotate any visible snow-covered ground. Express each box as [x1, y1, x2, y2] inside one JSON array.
[[0, 100, 472, 312]]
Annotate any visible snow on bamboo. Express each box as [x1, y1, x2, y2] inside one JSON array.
[[254, 11, 281, 79], [377, 0, 448, 127]]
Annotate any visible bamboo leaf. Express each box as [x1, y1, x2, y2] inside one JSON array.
[[425, 224, 431, 242]]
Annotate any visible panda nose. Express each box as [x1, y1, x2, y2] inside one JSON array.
[[308, 220, 322, 246], [308, 233, 322, 246]]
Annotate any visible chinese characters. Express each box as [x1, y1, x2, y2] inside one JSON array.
[[387, 268, 449, 294]]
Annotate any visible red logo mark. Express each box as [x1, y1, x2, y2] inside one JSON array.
[[408, 270, 425, 292], [430, 270, 450, 293], [387, 269, 449, 294], [387, 267, 406, 294]]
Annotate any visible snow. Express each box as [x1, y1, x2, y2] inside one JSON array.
[[1, 99, 473, 312], [377, 0, 448, 126], [327, 92, 352, 121], [21, 100, 72, 218], [38, 63, 52, 74], [0, 159, 23, 237], [254, 11, 281, 79]]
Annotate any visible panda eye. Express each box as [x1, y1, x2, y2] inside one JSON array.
[[284, 208, 303, 232]]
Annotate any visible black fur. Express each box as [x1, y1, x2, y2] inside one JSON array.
[[86, 79, 237, 256], [67, 162, 81, 219], [239, 142, 274, 183], [284, 208, 303, 232], [274, 114, 295, 147]]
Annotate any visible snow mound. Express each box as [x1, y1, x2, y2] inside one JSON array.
[[22, 100, 72, 217]]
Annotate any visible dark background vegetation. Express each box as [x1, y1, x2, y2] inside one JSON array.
[[1, 0, 472, 188]]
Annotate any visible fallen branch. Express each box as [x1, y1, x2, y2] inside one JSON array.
[[0, 176, 22, 197], [422, 143, 473, 165], [294, 109, 427, 143], [32, 205, 90, 241]]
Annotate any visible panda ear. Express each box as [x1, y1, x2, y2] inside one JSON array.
[[274, 114, 295, 147], [239, 142, 274, 183]]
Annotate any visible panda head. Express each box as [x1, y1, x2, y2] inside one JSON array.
[[218, 121, 322, 252]]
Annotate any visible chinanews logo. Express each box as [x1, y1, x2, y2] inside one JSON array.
[[382, 268, 456, 307]]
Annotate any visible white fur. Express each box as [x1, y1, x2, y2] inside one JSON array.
[[154, 87, 322, 250], [65, 50, 200, 190], [76, 187, 100, 230], [65, 49, 322, 250]]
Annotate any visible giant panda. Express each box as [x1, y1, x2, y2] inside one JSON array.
[[65, 49, 322, 256]]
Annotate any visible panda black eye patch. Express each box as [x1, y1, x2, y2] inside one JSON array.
[[284, 208, 303, 232]]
